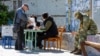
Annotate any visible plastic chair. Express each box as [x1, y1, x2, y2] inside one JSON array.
[[44, 26, 65, 50], [2, 36, 13, 48]]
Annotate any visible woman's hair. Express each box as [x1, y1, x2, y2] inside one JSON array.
[[30, 15, 40, 26], [30, 15, 34, 18], [30, 15, 37, 23]]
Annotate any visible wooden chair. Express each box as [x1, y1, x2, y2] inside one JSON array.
[[44, 26, 65, 50]]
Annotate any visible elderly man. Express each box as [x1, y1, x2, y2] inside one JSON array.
[[71, 11, 98, 55], [13, 4, 29, 50]]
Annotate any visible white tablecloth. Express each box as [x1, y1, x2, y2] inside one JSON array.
[[86, 35, 100, 56]]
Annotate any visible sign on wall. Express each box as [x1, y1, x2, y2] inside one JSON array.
[[2, 25, 13, 37]]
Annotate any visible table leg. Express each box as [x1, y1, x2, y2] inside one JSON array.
[[25, 32, 27, 49], [34, 32, 37, 50]]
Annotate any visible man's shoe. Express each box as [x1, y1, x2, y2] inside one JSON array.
[[70, 48, 78, 53], [74, 50, 82, 55], [39, 45, 43, 49], [15, 48, 23, 50]]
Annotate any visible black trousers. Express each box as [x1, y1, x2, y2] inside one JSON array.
[[15, 27, 25, 50], [37, 33, 57, 47]]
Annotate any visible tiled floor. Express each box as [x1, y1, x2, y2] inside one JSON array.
[[0, 40, 81, 56]]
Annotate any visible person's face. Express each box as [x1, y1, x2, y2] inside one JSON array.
[[75, 14, 78, 19], [42, 17, 45, 21], [23, 6, 29, 11], [86, 11, 90, 16]]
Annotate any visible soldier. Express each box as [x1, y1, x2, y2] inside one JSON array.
[[70, 11, 98, 55]]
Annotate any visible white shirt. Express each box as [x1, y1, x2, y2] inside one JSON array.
[[28, 17, 36, 27]]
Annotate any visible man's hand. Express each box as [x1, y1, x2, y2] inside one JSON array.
[[71, 32, 78, 37], [28, 20, 32, 23], [35, 26, 40, 30]]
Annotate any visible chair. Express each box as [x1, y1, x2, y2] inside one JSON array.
[[1, 25, 13, 48], [2, 36, 13, 48], [44, 26, 65, 50]]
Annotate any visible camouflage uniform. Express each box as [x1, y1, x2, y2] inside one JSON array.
[[75, 15, 98, 49]]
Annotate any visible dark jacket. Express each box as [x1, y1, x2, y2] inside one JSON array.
[[43, 16, 58, 36], [13, 8, 28, 32]]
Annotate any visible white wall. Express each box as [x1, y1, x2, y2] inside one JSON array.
[[22, 0, 66, 26], [92, 0, 100, 33], [22, 0, 66, 15]]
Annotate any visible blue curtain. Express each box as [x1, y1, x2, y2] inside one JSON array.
[[70, 19, 80, 32]]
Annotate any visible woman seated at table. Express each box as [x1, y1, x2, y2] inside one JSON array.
[[27, 15, 36, 29], [27, 15, 40, 47], [27, 15, 40, 29], [37, 13, 58, 49]]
